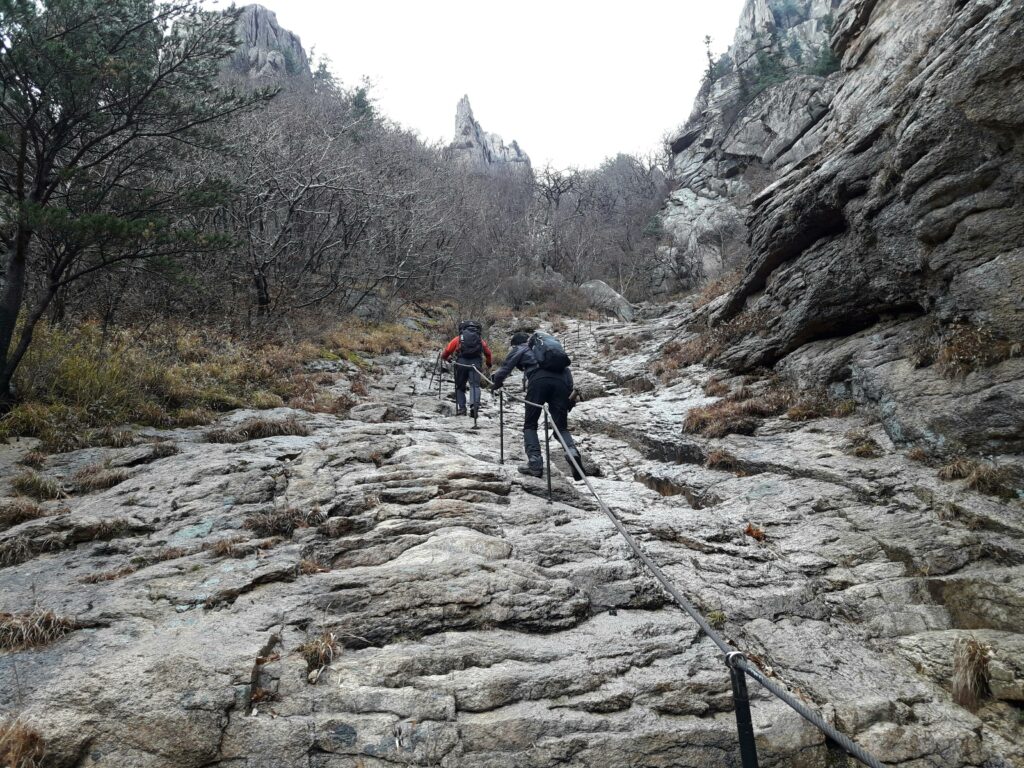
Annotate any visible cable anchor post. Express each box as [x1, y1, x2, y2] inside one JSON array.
[[498, 390, 504, 464], [543, 406, 552, 504], [725, 652, 760, 768]]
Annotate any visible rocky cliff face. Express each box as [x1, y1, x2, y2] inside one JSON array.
[[448, 96, 531, 171], [662, 0, 1023, 456], [1, 316, 1021, 767], [225, 4, 311, 82]]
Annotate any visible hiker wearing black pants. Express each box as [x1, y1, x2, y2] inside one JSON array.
[[491, 331, 583, 480]]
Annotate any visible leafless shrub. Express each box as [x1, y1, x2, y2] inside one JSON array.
[[0, 609, 76, 651], [691, 270, 742, 309], [952, 637, 991, 709]]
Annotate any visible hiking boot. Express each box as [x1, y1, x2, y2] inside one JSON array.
[[470, 404, 479, 419], [455, 407, 466, 416], [566, 448, 586, 481], [518, 462, 543, 478]]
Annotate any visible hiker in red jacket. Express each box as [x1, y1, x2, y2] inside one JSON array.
[[440, 320, 492, 417]]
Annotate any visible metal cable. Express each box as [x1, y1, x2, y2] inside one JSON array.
[[449, 361, 885, 768]]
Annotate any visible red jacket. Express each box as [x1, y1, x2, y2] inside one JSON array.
[[441, 335, 492, 365]]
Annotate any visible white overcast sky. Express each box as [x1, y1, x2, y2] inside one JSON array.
[[230, 1, 747, 168]]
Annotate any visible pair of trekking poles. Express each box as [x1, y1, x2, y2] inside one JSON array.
[[427, 353, 571, 503]]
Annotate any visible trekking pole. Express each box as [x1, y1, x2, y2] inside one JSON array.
[[543, 408, 552, 504], [498, 390, 504, 465]]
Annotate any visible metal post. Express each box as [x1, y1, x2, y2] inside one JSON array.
[[726, 653, 759, 768], [543, 407, 552, 504], [499, 390, 504, 465]]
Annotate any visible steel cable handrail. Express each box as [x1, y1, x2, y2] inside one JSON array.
[[443, 360, 886, 768]]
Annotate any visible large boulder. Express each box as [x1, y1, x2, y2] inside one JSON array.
[[579, 280, 635, 321]]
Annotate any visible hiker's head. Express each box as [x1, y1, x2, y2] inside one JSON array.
[[510, 331, 530, 346]]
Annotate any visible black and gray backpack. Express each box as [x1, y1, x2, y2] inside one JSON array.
[[529, 331, 571, 372], [458, 320, 483, 358]]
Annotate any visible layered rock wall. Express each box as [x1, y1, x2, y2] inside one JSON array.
[[663, 0, 1024, 454]]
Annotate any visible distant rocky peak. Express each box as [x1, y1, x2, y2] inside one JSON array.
[[449, 95, 530, 170], [225, 4, 311, 82]]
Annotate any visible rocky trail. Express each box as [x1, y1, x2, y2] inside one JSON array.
[[1, 310, 1022, 767]]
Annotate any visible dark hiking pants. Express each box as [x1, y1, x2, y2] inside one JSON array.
[[454, 356, 482, 410], [522, 371, 576, 467]]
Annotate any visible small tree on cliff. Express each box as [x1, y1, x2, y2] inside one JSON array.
[[0, 0, 269, 403]]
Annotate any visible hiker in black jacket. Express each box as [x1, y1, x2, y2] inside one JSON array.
[[491, 331, 583, 479]]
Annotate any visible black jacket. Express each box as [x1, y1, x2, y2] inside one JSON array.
[[492, 343, 574, 389]]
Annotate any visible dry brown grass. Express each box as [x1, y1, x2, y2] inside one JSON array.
[[906, 446, 932, 464], [206, 536, 247, 558], [845, 429, 883, 459], [297, 558, 329, 575], [684, 383, 795, 438], [952, 637, 991, 710], [71, 463, 130, 493], [244, 507, 321, 538], [149, 441, 179, 459], [10, 471, 64, 501], [298, 630, 340, 672], [17, 452, 46, 469], [656, 310, 773, 377], [153, 546, 188, 562], [937, 457, 1022, 500], [0, 609, 76, 651], [703, 377, 730, 397], [936, 322, 1020, 378], [205, 416, 310, 444], [78, 565, 137, 584], [744, 523, 767, 542], [0, 716, 45, 768], [705, 449, 743, 474], [0, 498, 48, 531], [691, 270, 742, 310], [0, 536, 34, 567], [322, 319, 433, 357]]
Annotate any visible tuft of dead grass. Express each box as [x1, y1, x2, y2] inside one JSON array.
[[17, 452, 46, 469], [845, 429, 883, 459], [297, 558, 329, 575], [205, 416, 310, 444], [78, 565, 137, 584], [149, 441, 179, 459], [938, 457, 1022, 500], [936, 322, 1020, 378], [244, 507, 322, 538], [298, 630, 339, 673], [0, 609, 76, 651], [705, 449, 743, 474], [71, 463, 130, 493], [703, 377, 730, 397], [10, 472, 64, 501], [952, 636, 991, 710], [0, 498, 48, 531], [206, 536, 247, 558], [0, 716, 46, 768]]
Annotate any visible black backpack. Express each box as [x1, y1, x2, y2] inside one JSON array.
[[458, 321, 482, 358], [529, 331, 571, 372]]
